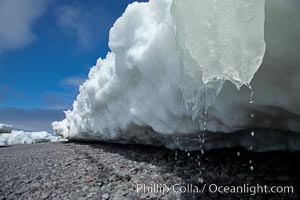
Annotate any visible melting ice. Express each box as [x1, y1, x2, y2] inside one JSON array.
[[53, 0, 300, 151]]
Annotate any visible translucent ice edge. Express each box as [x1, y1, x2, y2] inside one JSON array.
[[53, 0, 300, 151]]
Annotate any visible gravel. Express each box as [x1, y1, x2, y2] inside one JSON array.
[[0, 141, 299, 200]]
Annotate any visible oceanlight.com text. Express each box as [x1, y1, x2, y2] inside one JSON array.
[[136, 183, 294, 196]]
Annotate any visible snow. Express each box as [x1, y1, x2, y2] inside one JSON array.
[[0, 130, 64, 146], [0, 123, 12, 133], [52, 0, 300, 151], [0, 123, 64, 146]]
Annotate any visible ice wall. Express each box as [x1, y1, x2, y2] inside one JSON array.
[[53, 0, 300, 151]]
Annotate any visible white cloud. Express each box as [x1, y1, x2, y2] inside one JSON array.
[[60, 75, 86, 87], [0, 0, 50, 52]]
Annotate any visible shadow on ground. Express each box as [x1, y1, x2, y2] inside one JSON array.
[[74, 140, 300, 200]]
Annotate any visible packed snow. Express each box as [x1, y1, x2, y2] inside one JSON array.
[[0, 123, 64, 146], [53, 0, 300, 151]]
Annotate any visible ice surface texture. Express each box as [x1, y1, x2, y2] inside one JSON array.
[[53, 0, 300, 151]]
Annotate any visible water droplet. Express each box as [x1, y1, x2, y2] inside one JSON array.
[[247, 84, 254, 104], [199, 177, 204, 183], [249, 146, 253, 150], [249, 159, 252, 164], [201, 149, 205, 155], [250, 166, 254, 171], [237, 151, 240, 156], [187, 152, 190, 157], [175, 151, 178, 161], [250, 114, 255, 118], [251, 131, 255, 136]]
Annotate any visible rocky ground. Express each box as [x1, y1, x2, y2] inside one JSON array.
[[0, 141, 299, 200]]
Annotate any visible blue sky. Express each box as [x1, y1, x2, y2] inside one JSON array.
[[0, 0, 147, 131]]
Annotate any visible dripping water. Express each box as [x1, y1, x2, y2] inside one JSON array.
[[249, 160, 253, 171], [248, 84, 255, 171], [197, 154, 201, 166], [201, 149, 205, 155], [174, 135, 180, 175], [201, 86, 208, 153], [204, 86, 208, 131], [248, 84, 254, 104], [175, 137, 179, 161], [198, 177, 204, 184], [197, 85, 209, 184], [185, 136, 189, 158]]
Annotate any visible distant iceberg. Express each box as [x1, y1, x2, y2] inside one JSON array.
[[0, 123, 64, 146], [0, 123, 12, 133], [53, 0, 300, 151]]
